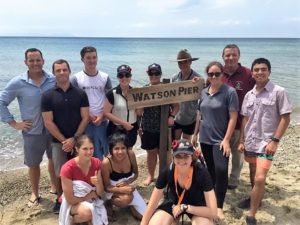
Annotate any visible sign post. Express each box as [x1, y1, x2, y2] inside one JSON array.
[[128, 78, 205, 174]]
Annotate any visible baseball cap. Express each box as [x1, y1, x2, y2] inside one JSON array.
[[172, 139, 194, 156], [147, 63, 162, 75]]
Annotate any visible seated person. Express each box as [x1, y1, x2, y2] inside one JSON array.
[[59, 135, 108, 225], [101, 132, 146, 220], [141, 139, 218, 225]]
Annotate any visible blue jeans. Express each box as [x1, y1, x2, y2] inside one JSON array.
[[85, 120, 109, 160]]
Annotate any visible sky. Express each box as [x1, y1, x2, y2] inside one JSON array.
[[0, 0, 299, 38]]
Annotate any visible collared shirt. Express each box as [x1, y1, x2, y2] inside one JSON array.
[[0, 71, 55, 135], [198, 84, 239, 145], [222, 63, 255, 129], [241, 81, 292, 153], [172, 69, 201, 125], [41, 84, 89, 142]]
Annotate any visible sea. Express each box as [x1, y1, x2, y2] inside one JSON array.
[[0, 37, 299, 171]]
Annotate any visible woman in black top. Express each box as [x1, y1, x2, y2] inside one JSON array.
[[141, 139, 217, 225], [101, 132, 146, 220]]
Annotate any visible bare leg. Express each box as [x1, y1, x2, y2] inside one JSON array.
[[249, 163, 256, 188], [28, 165, 40, 201], [71, 203, 92, 223], [143, 148, 158, 186], [48, 159, 57, 193], [249, 166, 269, 217], [130, 206, 143, 220], [182, 133, 192, 141], [174, 129, 182, 140]]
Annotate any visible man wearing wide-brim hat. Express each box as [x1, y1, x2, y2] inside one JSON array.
[[171, 49, 202, 142]]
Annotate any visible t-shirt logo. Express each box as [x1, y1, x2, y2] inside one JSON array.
[[235, 81, 243, 91]]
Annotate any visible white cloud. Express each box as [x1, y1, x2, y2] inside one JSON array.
[[284, 17, 300, 22], [210, 0, 244, 8]]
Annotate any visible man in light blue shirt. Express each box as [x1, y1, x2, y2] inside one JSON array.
[[0, 48, 56, 207]]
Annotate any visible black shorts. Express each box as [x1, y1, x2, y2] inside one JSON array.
[[157, 200, 193, 219], [174, 121, 196, 135], [107, 121, 138, 147], [141, 130, 160, 150]]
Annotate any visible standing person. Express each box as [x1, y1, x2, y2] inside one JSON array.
[[192, 61, 239, 220], [238, 58, 292, 225], [103, 64, 138, 150], [59, 134, 108, 225], [221, 44, 255, 190], [172, 49, 201, 141], [138, 63, 179, 186], [0, 48, 56, 207], [101, 132, 146, 221], [141, 139, 218, 225], [72, 46, 112, 160], [41, 59, 90, 213]]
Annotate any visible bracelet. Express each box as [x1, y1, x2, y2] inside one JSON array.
[[271, 137, 280, 143]]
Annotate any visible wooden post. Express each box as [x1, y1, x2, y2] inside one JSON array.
[[159, 78, 171, 174]]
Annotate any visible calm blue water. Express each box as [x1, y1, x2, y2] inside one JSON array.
[[0, 37, 299, 171]]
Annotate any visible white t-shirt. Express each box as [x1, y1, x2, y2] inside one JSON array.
[[71, 70, 112, 116]]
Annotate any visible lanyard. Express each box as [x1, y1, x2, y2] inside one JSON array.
[[174, 166, 193, 205]]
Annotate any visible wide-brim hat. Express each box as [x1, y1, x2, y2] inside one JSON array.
[[174, 49, 199, 62], [172, 139, 194, 156]]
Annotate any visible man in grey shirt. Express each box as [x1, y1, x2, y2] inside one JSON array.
[[0, 48, 56, 207], [172, 49, 201, 141]]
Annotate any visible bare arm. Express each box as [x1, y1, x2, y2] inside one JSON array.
[[238, 115, 249, 152], [192, 111, 200, 147], [140, 188, 164, 225], [103, 99, 133, 130], [101, 158, 135, 195], [74, 106, 90, 136], [61, 176, 98, 205], [183, 190, 218, 219], [265, 113, 290, 156], [42, 111, 66, 142], [220, 111, 238, 156]]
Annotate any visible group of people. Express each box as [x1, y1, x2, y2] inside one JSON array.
[[0, 44, 292, 225]]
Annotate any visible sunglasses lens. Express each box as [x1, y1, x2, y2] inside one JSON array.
[[118, 73, 131, 78], [149, 72, 160, 76], [208, 72, 221, 77]]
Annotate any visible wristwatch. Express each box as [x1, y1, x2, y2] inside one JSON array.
[[181, 204, 188, 212], [271, 137, 280, 143]]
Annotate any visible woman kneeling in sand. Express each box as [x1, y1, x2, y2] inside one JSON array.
[[59, 135, 108, 225], [141, 139, 218, 225], [101, 132, 146, 220]]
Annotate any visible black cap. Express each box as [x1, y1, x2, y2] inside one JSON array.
[[117, 64, 132, 75], [172, 139, 194, 156], [147, 63, 162, 75]]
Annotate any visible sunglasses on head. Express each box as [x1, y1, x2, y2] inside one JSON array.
[[207, 72, 222, 77], [117, 73, 131, 79]]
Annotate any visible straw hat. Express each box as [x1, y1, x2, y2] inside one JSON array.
[[174, 49, 199, 62]]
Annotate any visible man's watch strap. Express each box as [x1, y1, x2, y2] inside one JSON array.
[[181, 204, 188, 212]]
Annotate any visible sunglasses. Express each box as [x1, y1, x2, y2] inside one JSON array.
[[148, 72, 161, 77], [174, 154, 191, 160], [117, 73, 131, 79], [207, 72, 222, 77]]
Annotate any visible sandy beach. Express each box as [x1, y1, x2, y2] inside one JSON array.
[[0, 125, 299, 225]]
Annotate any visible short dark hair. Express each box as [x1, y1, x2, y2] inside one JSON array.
[[25, 48, 43, 60], [205, 61, 224, 74], [80, 46, 97, 58], [251, 58, 271, 72], [52, 59, 71, 74], [108, 132, 129, 155], [222, 44, 240, 57]]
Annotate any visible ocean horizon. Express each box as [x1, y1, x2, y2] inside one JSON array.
[[0, 37, 299, 171]]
